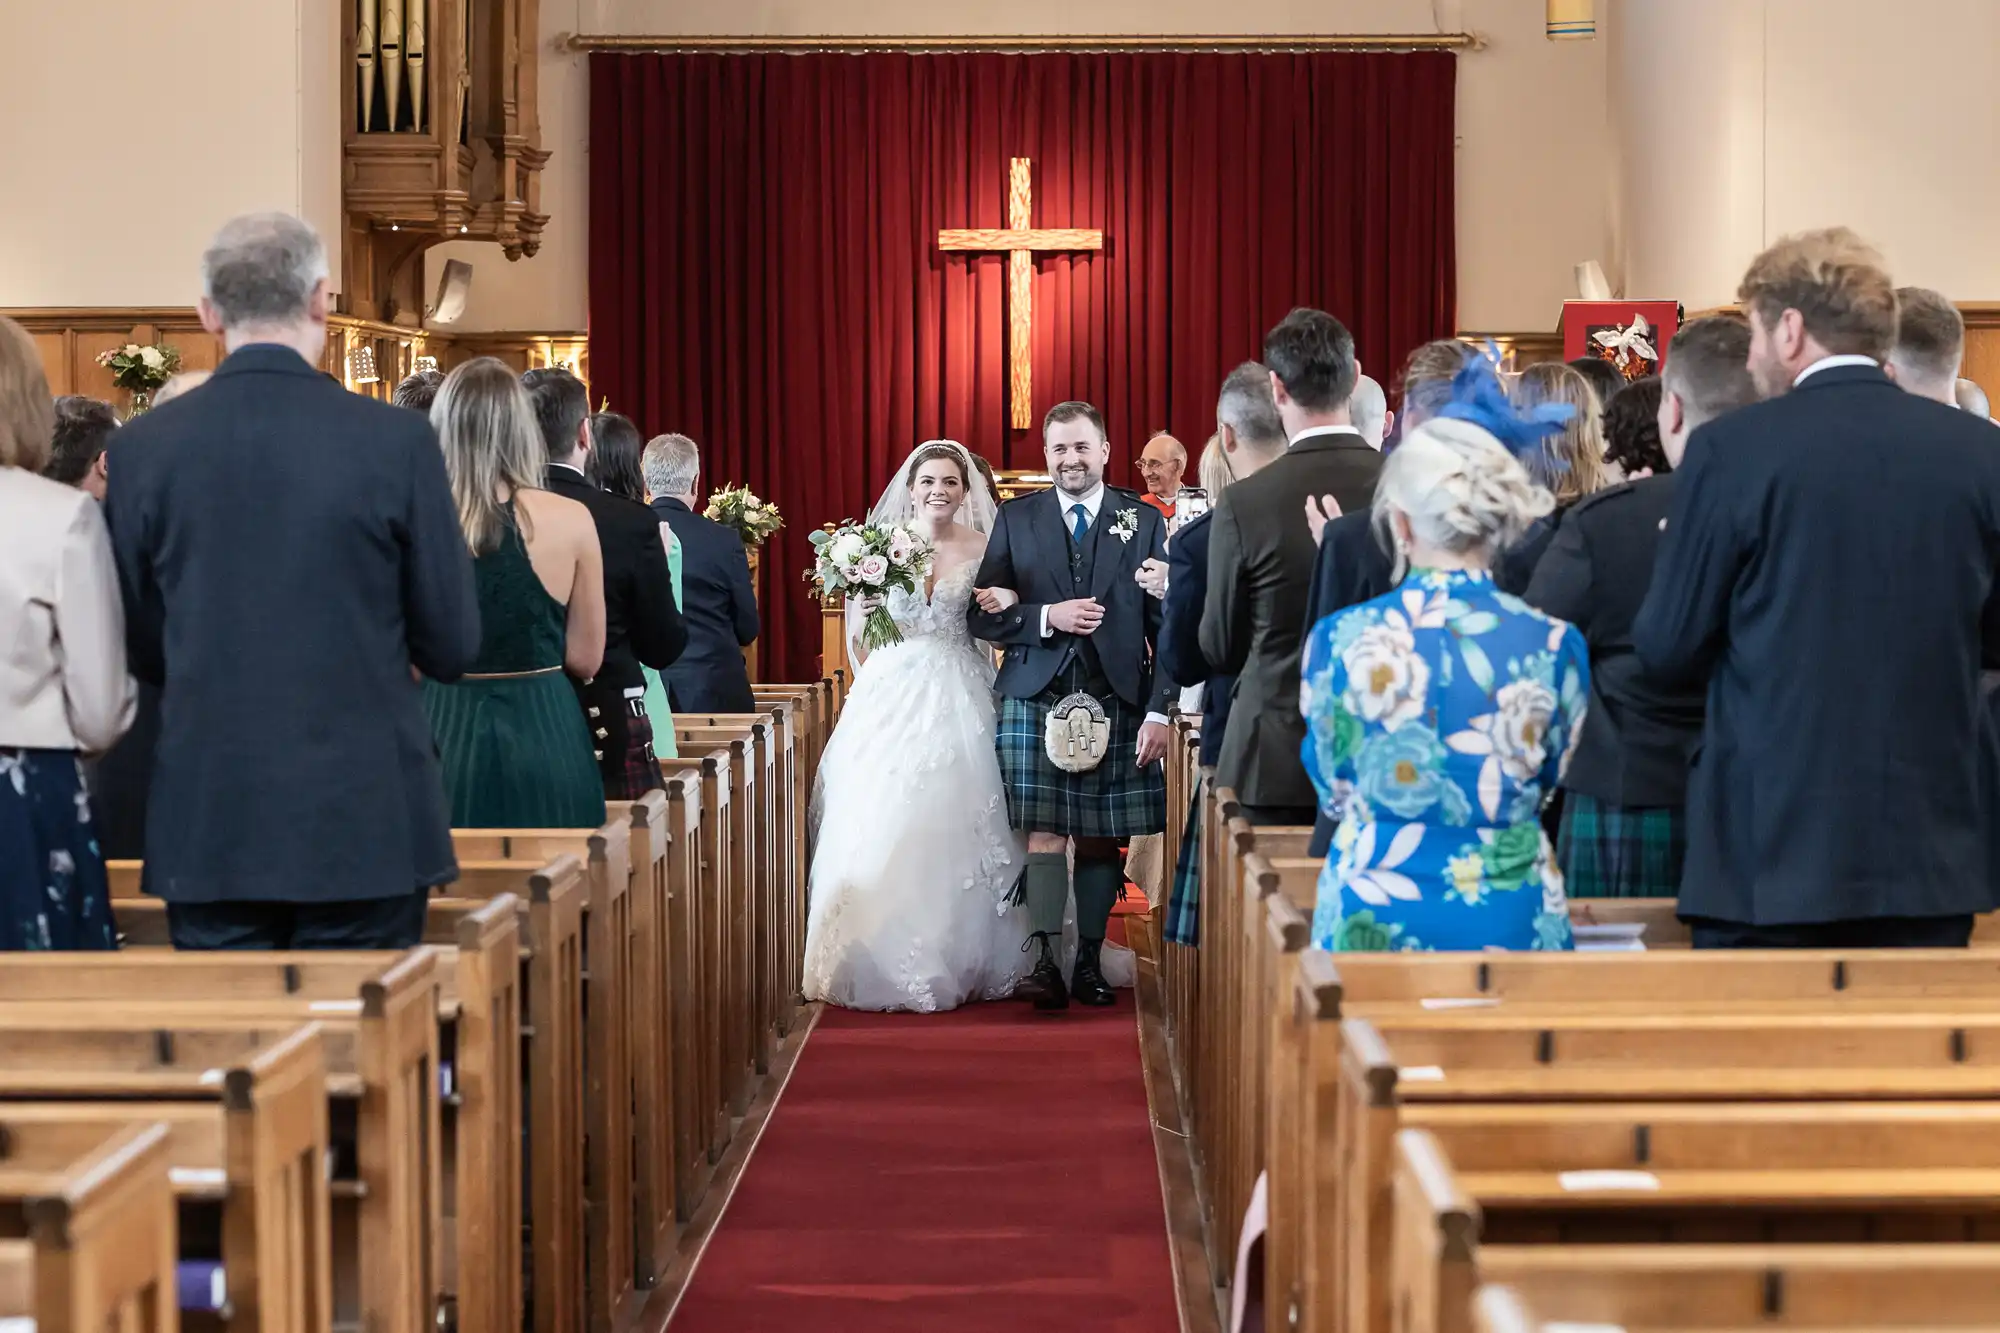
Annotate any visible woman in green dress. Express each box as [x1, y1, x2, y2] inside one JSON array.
[[424, 358, 607, 828], [590, 412, 680, 761]]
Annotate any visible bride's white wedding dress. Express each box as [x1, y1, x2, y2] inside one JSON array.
[[801, 560, 1035, 1012]]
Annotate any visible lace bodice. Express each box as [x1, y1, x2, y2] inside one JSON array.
[[884, 559, 980, 647]]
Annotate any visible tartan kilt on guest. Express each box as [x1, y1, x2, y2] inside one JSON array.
[[1163, 788, 1202, 946], [598, 690, 665, 802], [1556, 792, 1687, 899], [996, 687, 1167, 839]]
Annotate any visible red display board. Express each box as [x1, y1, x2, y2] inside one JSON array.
[[1561, 300, 1683, 384]]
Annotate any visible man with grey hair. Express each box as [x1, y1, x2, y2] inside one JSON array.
[[1957, 377, 1992, 418], [1202, 313, 1384, 826], [1349, 373, 1393, 448], [104, 212, 479, 950], [644, 432, 759, 714]]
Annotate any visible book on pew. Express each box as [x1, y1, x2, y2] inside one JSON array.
[[1570, 922, 1646, 952]]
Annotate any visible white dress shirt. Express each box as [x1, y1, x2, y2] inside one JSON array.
[[1037, 483, 1107, 638], [1037, 481, 1167, 728], [1288, 423, 1365, 448], [1793, 354, 1879, 386], [0, 468, 136, 753]]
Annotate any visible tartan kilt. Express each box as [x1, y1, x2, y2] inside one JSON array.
[[1556, 792, 1686, 899], [996, 688, 1167, 839], [601, 695, 665, 802], [1164, 789, 1202, 946]]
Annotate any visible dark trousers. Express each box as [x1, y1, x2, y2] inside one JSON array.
[[1240, 803, 1316, 828], [165, 890, 430, 951], [1688, 914, 1976, 950]]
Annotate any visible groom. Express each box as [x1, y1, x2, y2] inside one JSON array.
[[970, 400, 1174, 1009]]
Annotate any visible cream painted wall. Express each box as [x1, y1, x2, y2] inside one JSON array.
[[0, 0, 342, 308], [1612, 0, 2000, 309], [426, 0, 1616, 335]]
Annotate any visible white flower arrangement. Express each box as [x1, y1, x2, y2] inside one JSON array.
[[806, 519, 936, 649], [1110, 506, 1140, 544], [95, 340, 182, 411]]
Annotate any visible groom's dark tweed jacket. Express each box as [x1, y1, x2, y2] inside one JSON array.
[[969, 484, 1175, 714]]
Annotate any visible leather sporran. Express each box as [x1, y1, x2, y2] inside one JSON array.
[[1044, 691, 1111, 773]]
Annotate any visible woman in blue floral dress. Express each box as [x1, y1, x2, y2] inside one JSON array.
[[1301, 405, 1590, 953]]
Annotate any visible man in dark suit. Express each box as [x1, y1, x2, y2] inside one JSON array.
[[970, 400, 1174, 1007], [1527, 318, 1757, 899], [1155, 499, 1231, 948], [641, 433, 759, 715], [522, 369, 686, 798], [105, 212, 480, 949], [1201, 312, 1384, 826], [1634, 227, 2000, 948]]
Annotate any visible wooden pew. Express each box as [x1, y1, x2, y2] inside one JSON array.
[[0, 1024, 331, 1333], [0, 1121, 178, 1333], [98, 890, 535, 1333], [1397, 1120, 2000, 1333], [1562, 896, 2000, 948], [664, 729, 758, 1125], [1262, 947, 2000, 1333], [1331, 1007, 2000, 1333], [0, 952, 442, 1333], [675, 716, 786, 1075], [1471, 1248, 2000, 1333]]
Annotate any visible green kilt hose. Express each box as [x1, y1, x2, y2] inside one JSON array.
[[1556, 792, 1687, 899], [997, 687, 1167, 839]]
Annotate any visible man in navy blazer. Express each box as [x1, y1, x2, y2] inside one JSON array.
[[105, 213, 480, 949], [641, 433, 759, 715], [1634, 228, 2000, 948]]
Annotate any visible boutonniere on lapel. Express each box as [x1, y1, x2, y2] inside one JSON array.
[[1110, 507, 1140, 545]]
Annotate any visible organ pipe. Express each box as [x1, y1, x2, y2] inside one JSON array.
[[381, 0, 405, 129], [356, 0, 378, 131]]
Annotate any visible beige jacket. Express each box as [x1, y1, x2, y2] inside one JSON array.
[[0, 466, 135, 753]]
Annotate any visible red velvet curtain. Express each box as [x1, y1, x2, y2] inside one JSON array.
[[589, 51, 1457, 682]]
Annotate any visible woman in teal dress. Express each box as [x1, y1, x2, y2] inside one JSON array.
[[423, 358, 608, 828], [1300, 378, 1590, 953]]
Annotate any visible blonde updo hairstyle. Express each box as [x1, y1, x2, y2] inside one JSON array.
[[1372, 417, 1555, 581]]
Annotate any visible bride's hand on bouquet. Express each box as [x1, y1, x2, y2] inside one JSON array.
[[849, 592, 885, 613], [1134, 720, 1172, 768], [974, 586, 1019, 613]]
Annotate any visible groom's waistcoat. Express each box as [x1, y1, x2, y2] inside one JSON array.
[[971, 485, 1171, 712], [1059, 510, 1108, 687]]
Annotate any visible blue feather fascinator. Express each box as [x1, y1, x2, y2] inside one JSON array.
[[1434, 342, 1574, 458]]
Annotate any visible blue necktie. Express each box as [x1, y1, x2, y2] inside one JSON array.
[[1070, 503, 1090, 544]]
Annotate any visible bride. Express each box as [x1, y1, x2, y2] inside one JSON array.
[[800, 440, 1034, 1012]]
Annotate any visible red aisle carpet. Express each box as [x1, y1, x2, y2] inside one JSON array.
[[668, 993, 1181, 1332]]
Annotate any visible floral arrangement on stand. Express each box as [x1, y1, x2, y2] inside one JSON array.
[[703, 485, 785, 547], [95, 342, 182, 415], [806, 521, 935, 650]]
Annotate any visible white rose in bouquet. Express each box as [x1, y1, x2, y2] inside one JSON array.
[[885, 527, 916, 564], [124, 343, 141, 356], [139, 346, 166, 371], [856, 554, 890, 586], [830, 531, 866, 566]]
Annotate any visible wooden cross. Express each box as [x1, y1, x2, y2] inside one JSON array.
[[938, 157, 1103, 430]]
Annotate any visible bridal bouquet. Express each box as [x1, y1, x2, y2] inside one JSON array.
[[807, 520, 935, 650], [704, 485, 785, 547]]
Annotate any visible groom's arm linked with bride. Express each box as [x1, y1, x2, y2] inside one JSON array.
[[967, 483, 1177, 770]]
